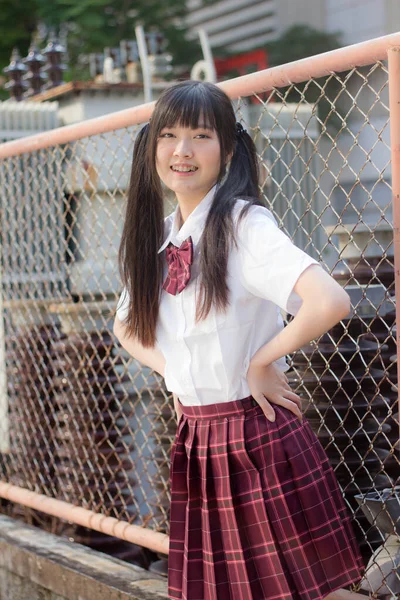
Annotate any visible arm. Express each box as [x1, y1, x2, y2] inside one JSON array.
[[113, 315, 166, 377], [114, 316, 184, 423], [246, 265, 350, 422], [250, 264, 350, 368], [114, 317, 182, 423]]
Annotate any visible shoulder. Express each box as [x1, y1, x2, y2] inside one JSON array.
[[232, 199, 303, 265], [233, 198, 278, 224], [232, 199, 279, 243]]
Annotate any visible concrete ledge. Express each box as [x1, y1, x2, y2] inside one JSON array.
[[0, 515, 169, 600]]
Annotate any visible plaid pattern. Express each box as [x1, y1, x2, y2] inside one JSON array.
[[163, 236, 193, 295], [168, 397, 364, 600]]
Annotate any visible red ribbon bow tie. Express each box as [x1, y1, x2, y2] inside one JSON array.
[[162, 236, 194, 295]]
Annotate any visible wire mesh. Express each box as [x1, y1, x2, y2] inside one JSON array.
[[0, 60, 399, 593]]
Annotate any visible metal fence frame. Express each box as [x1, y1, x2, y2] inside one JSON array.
[[1, 31, 400, 594]]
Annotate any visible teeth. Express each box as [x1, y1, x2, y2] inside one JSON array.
[[171, 166, 197, 172]]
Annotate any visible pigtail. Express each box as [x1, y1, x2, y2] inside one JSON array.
[[118, 122, 164, 346], [225, 125, 260, 200], [197, 124, 265, 321]]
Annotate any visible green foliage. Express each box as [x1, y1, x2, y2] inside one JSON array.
[[0, 0, 39, 98], [0, 0, 205, 85], [0, 0, 37, 67]]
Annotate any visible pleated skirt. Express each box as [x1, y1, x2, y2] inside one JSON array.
[[168, 396, 364, 600]]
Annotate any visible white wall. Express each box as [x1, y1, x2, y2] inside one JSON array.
[[185, 0, 276, 52], [385, 0, 400, 34], [325, 0, 386, 45], [275, 0, 325, 36]]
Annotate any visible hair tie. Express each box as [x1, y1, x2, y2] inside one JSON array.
[[235, 122, 247, 136]]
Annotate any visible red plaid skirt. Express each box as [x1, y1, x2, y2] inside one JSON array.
[[168, 396, 364, 600]]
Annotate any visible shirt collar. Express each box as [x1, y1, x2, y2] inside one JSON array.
[[158, 184, 218, 254]]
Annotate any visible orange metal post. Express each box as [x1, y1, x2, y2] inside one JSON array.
[[388, 46, 400, 442], [0, 481, 170, 555]]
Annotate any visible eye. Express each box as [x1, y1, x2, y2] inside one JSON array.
[[195, 133, 210, 139], [159, 132, 174, 138]]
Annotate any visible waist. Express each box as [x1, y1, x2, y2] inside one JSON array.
[[179, 396, 258, 420]]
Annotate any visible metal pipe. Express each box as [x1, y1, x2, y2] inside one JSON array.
[[198, 28, 216, 83], [0, 481, 170, 555], [135, 25, 152, 104], [219, 31, 400, 98], [387, 46, 400, 441], [1, 32, 400, 159], [0, 100, 155, 159]]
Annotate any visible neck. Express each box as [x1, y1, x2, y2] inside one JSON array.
[[177, 198, 200, 225], [176, 184, 216, 225]]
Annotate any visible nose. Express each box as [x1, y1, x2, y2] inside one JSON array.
[[173, 138, 193, 158]]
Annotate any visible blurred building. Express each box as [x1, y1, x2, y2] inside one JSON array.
[[185, 0, 396, 268], [185, 0, 400, 52]]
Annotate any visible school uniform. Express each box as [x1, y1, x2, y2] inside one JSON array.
[[117, 184, 364, 600]]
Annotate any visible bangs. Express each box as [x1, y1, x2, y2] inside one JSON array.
[[155, 85, 218, 132], [148, 81, 237, 171]]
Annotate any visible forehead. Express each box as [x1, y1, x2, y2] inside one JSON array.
[[160, 122, 214, 131], [157, 96, 217, 128]]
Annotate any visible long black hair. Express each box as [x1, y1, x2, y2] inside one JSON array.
[[118, 80, 265, 346]]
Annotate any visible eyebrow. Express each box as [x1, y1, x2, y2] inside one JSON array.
[[162, 123, 214, 131]]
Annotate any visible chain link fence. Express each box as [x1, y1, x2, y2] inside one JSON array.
[[0, 53, 399, 594]]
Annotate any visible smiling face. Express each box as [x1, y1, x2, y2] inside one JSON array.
[[155, 122, 222, 206], [147, 82, 237, 211]]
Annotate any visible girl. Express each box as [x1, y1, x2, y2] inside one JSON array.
[[114, 80, 365, 600]]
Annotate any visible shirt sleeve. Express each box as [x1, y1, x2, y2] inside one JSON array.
[[237, 205, 320, 315], [116, 287, 130, 323]]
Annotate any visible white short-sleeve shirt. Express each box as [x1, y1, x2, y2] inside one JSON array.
[[117, 184, 319, 406]]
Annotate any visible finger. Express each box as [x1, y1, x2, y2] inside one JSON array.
[[283, 381, 296, 392], [280, 397, 303, 421], [264, 394, 303, 421], [284, 390, 303, 409], [254, 394, 276, 422], [283, 384, 301, 402]]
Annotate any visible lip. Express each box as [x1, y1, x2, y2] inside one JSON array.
[[170, 164, 198, 175], [170, 163, 198, 169]]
